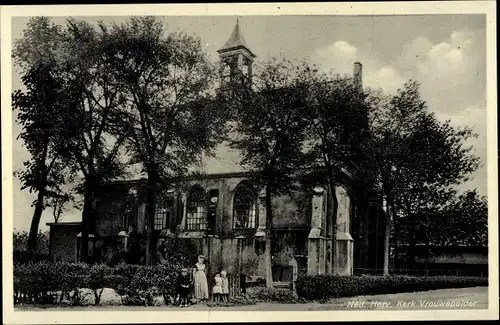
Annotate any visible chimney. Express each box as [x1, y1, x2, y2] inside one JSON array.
[[353, 62, 363, 90]]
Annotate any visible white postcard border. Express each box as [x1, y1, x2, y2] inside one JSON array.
[[1, 2, 498, 323]]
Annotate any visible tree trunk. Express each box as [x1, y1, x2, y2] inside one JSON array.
[[264, 186, 273, 288], [27, 140, 50, 256], [145, 168, 158, 265], [383, 198, 393, 276], [27, 189, 45, 255], [392, 212, 399, 270], [80, 178, 96, 264]]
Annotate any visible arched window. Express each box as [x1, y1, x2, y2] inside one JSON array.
[[233, 182, 257, 229], [154, 196, 175, 230], [186, 185, 207, 230]]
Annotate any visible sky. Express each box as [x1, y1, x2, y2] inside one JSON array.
[[10, 15, 487, 232]]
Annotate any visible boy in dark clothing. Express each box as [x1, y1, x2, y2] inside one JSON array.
[[177, 268, 192, 307]]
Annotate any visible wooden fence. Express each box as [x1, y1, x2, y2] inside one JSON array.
[[191, 272, 242, 300], [228, 273, 241, 297]]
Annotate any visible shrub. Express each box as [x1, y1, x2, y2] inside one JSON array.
[[295, 274, 489, 301], [13, 231, 51, 266], [107, 263, 180, 306], [13, 231, 50, 256], [123, 267, 161, 306], [155, 264, 179, 304], [13, 251, 51, 264], [249, 287, 298, 303], [112, 263, 141, 280], [58, 262, 89, 305], [85, 264, 114, 306], [13, 261, 181, 306], [157, 235, 197, 267], [14, 261, 60, 304], [13, 262, 91, 305], [240, 250, 260, 276]]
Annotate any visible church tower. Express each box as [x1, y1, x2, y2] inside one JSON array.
[[217, 19, 256, 87]]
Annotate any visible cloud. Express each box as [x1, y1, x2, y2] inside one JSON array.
[[331, 40, 357, 57], [311, 31, 487, 197], [364, 66, 406, 94], [397, 29, 485, 114], [402, 31, 487, 197], [313, 40, 360, 76], [313, 29, 485, 111], [313, 40, 406, 94]]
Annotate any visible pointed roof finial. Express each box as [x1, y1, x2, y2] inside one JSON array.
[[217, 18, 256, 57]]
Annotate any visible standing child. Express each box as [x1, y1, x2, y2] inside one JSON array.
[[176, 268, 192, 307], [220, 271, 229, 302], [212, 273, 222, 303]]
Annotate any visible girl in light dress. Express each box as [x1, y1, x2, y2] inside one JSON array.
[[212, 273, 223, 302], [193, 255, 209, 301], [220, 270, 229, 302]]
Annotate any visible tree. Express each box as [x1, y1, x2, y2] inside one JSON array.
[[105, 17, 227, 264], [53, 19, 130, 263], [301, 65, 372, 274], [369, 80, 480, 274], [13, 230, 50, 255], [227, 59, 310, 287], [441, 189, 488, 247], [12, 17, 65, 71], [46, 191, 72, 223], [13, 230, 51, 264], [14, 17, 131, 262], [12, 59, 71, 255], [410, 189, 487, 248], [394, 112, 479, 268], [12, 17, 69, 255]]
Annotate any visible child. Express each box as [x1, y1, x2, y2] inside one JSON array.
[[212, 273, 223, 303], [220, 270, 229, 303], [176, 268, 192, 307]]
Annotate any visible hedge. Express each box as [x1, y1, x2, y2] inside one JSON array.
[[249, 287, 298, 303], [295, 274, 488, 301], [14, 261, 182, 306], [16, 262, 487, 306], [204, 288, 299, 307]]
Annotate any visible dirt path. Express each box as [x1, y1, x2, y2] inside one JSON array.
[[16, 286, 488, 311]]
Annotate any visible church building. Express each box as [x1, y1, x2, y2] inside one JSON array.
[[47, 20, 387, 280]]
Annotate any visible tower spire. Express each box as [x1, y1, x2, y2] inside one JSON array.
[[218, 18, 255, 58], [218, 18, 255, 87]]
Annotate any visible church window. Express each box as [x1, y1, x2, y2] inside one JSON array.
[[186, 185, 208, 230], [233, 182, 257, 229], [154, 196, 175, 230]]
